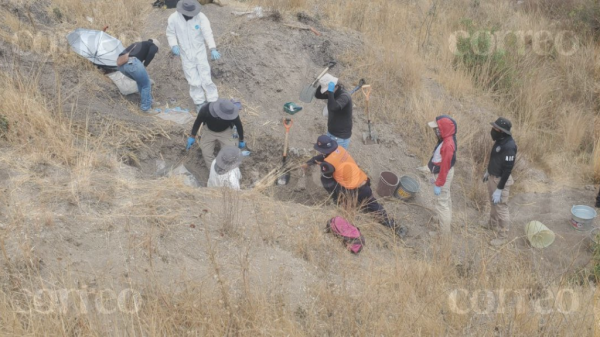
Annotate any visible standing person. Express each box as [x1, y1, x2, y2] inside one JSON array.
[[207, 146, 242, 190], [117, 39, 160, 112], [301, 135, 408, 238], [482, 117, 517, 246], [166, 0, 222, 113], [186, 99, 246, 168], [314, 74, 352, 149], [427, 115, 457, 235]]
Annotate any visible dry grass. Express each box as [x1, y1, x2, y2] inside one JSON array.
[[0, 0, 599, 335]]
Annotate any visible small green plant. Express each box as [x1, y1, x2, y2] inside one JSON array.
[[0, 115, 8, 138], [52, 7, 63, 22], [453, 19, 515, 92]]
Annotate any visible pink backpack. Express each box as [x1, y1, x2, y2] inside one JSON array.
[[326, 216, 365, 254]]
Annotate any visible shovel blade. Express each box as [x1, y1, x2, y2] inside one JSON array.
[[362, 131, 379, 145], [299, 85, 317, 103]]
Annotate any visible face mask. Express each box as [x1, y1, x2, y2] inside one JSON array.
[[183, 14, 193, 21], [491, 129, 503, 141], [434, 128, 442, 141]]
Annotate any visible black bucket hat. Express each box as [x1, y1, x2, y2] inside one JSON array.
[[490, 117, 512, 135], [314, 135, 338, 154]]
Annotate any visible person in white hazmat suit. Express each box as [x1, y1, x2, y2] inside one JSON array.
[[166, 0, 221, 112]]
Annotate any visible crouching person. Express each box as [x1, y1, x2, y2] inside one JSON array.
[[302, 135, 407, 238], [207, 146, 242, 190]]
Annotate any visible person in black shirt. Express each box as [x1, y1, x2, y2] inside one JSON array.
[[482, 117, 517, 246], [117, 39, 160, 111], [186, 99, 246, 168], [314, 74, 353, 149]]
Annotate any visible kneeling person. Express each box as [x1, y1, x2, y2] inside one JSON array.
[[207, 146, 242, 190], [302, 135, 407, 238]]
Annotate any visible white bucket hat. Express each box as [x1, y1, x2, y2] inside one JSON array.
[[319, 74, 338, 94]]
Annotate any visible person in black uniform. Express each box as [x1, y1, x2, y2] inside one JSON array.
[[482, 117, 517, 246], [117, 39, 160, 111], [596, 188, 600, 208]]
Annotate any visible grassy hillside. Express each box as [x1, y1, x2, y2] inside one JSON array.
[[0, 0, 598, 335]]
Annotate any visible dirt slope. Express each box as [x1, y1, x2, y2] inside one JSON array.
[[0, 1, 599, 333]]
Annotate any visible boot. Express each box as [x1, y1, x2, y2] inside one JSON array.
[[490, 230, 508, 246]]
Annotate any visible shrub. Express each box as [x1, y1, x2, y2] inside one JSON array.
[[453, 19, 515, 93]]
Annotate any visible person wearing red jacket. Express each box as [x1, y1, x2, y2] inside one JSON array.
[[427, 115, 457, 234]]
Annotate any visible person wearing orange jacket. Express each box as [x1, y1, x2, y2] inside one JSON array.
[[302, 135, 408, 238], [427, 115, 457, 234]]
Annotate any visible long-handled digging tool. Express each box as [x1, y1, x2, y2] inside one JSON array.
[[277, 118, 293, 185], [361, 84, 378, 145], [351, 78, 366, 95], [299, 61, 336, 103]]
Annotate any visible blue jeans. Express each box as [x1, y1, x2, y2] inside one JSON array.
[[118, 57, 152, 111], [327, 132, 350, 149]]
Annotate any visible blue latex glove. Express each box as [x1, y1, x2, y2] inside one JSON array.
[[211, 49, 221, 60], [186, 136, 195, 150], [238, 141, 246, 149], [492, 189, 502, 204], [327, 81, 336, 92], [171, 46, 180, 56], [433, 186, 441, 196], [241, 150, 251, 157]]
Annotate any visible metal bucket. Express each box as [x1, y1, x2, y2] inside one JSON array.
[[394, 175, 420, 201], [570, 205, 597, 231], [377, 171, 399, 197]]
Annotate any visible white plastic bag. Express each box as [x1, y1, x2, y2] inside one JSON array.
[[107, 71, 138, 95]]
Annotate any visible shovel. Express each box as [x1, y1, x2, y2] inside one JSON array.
[[299, 61, 336, 103], [277, 118, 293, 185], [361, 85, 378, 145]]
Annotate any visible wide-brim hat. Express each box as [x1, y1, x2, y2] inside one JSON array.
[[177, 0, 202, 17], [209, 99, 240, 120], [319, 74, 338, 94], [314, 135, 338, 154], [490, 117, 512, 135], [215, 146, 243, 175]]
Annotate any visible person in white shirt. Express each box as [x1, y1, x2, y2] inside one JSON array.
[[166, 0, 221, 112], [207, 146, 242, 190]]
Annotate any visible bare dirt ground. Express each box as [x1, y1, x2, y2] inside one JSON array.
[[1, 0, 599, 326]]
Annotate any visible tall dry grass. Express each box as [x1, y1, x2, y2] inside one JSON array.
[[0, 0, 599, 335]]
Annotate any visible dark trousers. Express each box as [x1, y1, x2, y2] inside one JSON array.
[[596, 187, 600, 207], [321, 177, 391, 226]]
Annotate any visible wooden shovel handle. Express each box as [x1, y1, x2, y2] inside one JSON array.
[[283, 118, 292, 157], [361, 84, 372, 101]]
